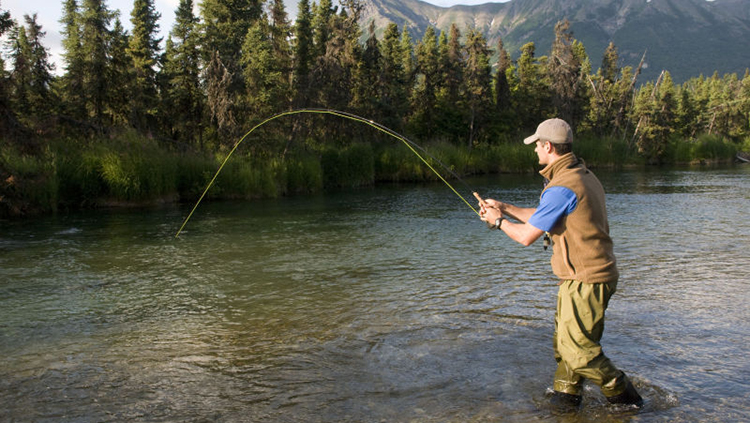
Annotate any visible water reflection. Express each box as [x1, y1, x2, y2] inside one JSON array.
[[1, 166, 749, 422]]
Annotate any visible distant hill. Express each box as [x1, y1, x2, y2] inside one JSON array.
[[358, 0, 750, 83]]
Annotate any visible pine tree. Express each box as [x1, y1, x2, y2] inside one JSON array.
[[548, 19, 580, 124], [269, 0, 292, 108], [351, 20, 382, 120], [516, 42, 549, 130], [399, 26, 415, 102], [740, 70, 750, 140], [79, 0, 113, 129], [24, 14, 55, 122], [127, 0, 161, 132], [411, 26, 439, 138], [0, 1, 14, 135], [312, 0, 335, 58], [161, 0, 202, 145], [200, 0, 262, 138], [107, 18, 131, 125], [205, 50, 235, 138], [494, 37, 511, 115], [600, 41, 618, 84], [8, 23, 32, 119], [242, 13, 287, 120], [463, 28, 492, 147], [632, 71, 676, 162], [310, 1, 361, 112], [435, 24, 464, 141], [59, 0, 86, 121], [379, 22, 408, 131], [292, 0, 313, 107]]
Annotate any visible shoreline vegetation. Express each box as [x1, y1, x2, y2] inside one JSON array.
[[0, 129, 744, 217], [2, 0, 750, 217]]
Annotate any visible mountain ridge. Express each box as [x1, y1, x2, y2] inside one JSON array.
[[358, 0, 750, 83]]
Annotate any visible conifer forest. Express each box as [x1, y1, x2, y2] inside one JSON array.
[[1, 0, 749, 216]]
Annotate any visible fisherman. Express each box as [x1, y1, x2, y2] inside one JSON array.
[[477, 118, 643, 410]]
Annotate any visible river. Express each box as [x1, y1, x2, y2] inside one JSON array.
[[1, 166, 749, 422]]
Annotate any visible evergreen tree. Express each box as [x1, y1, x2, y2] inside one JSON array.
[[241, 13, 286, 120], [515, 42, 549, 130], [463, 28, 492, 147], [740, 70, 750, 140], [310, 1, 361, 112], [632, 71, 676, 162], [379, 22, 408, 131], [493, 37, 511, 115], [675, 83, 699, 139], [79, 0, 114, 129], [0, 1, 14, 135], [59, 0, 87, 121], [410, 26, 439, 138], [312, 0, 336, 58], [127, 0, 161, 132], [205, 50, 235, 138], [351, 20, 382, 120], [162, 0, 202, 145], [399, 25, 415, 103], [600, 41, 618, 84], [268, 0, 292, 108], [292, 0, 313, 107], [107, 18, 131, 125], [24, 15, 55, 121], [435, 24, 464, 141], [200, 0, 262, 137], [8, 22, 32, 119], [548, 19, 580, 124]]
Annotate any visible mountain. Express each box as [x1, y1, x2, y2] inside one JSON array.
[[358, 0, 750, 83]]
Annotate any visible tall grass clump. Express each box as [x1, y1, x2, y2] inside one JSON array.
[[666, 134, 738, 163], [212, 155, 283, 199], [285, 154, 323, 194], [0, 144, 59, 216], [322, 143, 374, 188], [575, 134, 639, 167], [691, 134, 737, 161]]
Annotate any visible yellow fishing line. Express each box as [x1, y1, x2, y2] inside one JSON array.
[[175, 109, 480, 238]]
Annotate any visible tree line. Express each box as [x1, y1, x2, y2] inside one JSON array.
[[2, 0, 749, 154], [0, 0, 748, 215]]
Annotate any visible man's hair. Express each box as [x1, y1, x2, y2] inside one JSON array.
[[550, 142, 572, 155]]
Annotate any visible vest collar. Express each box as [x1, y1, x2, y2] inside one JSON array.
[[539, 153, 580, 181]]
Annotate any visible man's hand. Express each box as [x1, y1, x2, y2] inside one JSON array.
[[474, 192, 503, 225]]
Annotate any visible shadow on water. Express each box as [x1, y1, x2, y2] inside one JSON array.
[[1, 165, 749, 422]]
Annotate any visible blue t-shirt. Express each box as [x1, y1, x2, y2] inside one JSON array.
[[527, 186, 578, 232]]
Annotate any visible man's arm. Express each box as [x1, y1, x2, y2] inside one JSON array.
[[475, 193, 545, 246]]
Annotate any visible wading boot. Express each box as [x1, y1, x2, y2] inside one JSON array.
[[549, 391, 582, 412], [606, 381, 643, 408]]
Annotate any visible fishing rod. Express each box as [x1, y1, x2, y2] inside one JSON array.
[[175, 108, 482, 238]]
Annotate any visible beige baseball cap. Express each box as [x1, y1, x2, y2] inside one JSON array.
[[523, 118, 573, 145]]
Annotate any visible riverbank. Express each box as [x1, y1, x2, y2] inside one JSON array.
[[0, 132, 744, 218]]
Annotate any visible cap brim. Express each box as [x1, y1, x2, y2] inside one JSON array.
[[523, 134, 539, 145]]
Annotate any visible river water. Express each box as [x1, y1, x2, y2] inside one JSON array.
[[1, 166, 749, 422]]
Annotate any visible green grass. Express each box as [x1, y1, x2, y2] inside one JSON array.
[[1, 131, 742, 217]]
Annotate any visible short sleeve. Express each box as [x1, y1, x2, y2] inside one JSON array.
[[527, 186, 578, 232]]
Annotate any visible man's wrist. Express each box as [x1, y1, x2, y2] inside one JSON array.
[[488, 216, 504, 230]]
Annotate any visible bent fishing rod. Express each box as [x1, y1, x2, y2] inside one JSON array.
[[175, 108, 486, 238]]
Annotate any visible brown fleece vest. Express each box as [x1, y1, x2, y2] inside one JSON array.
[[539, 153, 618, 284]]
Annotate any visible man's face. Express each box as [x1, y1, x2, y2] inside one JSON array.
[[535, 140, 550, 165]]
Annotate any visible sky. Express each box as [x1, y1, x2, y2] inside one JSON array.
[[2, 0, 508, 74]]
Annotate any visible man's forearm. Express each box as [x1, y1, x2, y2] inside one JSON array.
[[502, 203, 536, 223]]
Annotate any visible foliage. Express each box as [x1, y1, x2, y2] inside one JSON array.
[[0, 0, 748, 216]]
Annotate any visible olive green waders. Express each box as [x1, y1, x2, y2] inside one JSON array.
[[553, 279, 630, 398]]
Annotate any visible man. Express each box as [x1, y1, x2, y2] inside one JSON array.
[[478, 118, 643, 410]]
